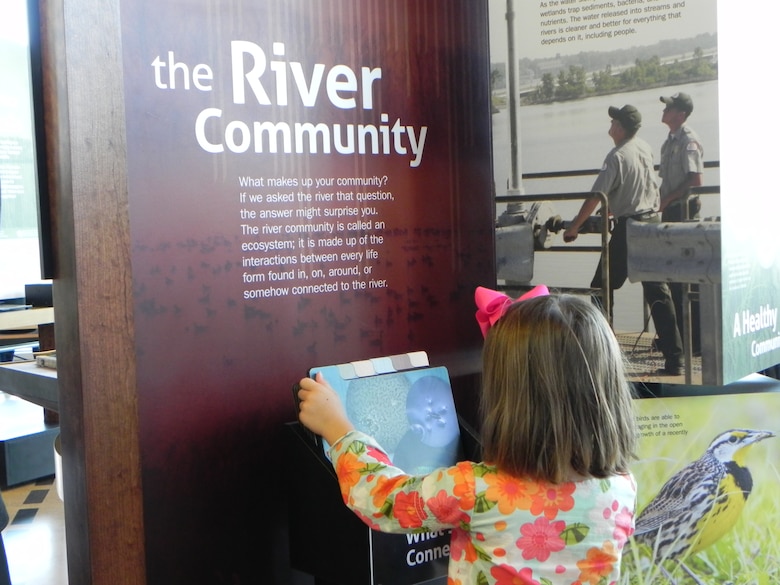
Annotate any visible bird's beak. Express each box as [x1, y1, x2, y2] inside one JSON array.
[[748, 430, 775, 444]]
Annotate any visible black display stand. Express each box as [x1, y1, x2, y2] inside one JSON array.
[[286, 419, 481, 585], [0, 394, 58, 488]]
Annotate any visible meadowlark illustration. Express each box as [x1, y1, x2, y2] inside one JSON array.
[[633, 428, 775, 580]]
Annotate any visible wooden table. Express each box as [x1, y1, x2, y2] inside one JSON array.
[[0, 307, 56, 352], [0, 361, 58, 412], [0, 307, 54, 330], [0, 307, 58, 411]]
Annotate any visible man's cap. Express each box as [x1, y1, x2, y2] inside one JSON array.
[[608, 105, 642, 132], [660, 92, 694, 114]]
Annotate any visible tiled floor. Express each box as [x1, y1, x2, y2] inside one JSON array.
[[0, 387, 67, 585], [1, 476, 67, 585]]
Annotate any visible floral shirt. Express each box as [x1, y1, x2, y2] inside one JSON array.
[[330, 430, 637, 585]]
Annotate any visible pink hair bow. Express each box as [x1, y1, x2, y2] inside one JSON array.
[[475, 285, 550, 337]]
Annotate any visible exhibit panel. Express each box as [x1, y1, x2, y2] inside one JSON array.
[[485, 0, 776, 386], [118, 1, 493, 581], [628, 383, 780, 583]]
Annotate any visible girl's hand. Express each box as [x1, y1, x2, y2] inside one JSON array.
[[297, 372, 354, 445]]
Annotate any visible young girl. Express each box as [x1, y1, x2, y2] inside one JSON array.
[[297, 287, 638, 585]]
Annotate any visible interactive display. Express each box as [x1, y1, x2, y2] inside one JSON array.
[[289, 350, 462, 585], [310, 352, 461, 475]]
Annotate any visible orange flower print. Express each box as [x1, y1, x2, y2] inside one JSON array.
[[428, 490, 468, 525], [576, 541, 617, 585], [370, 475, 409, 509], [392, 491, 428, 528], [516, 517, 566, 561], [447, 462, 476, 511], [335, 452, 364, 500], [528, 481, 575, 519], [485, 472, 537, 514], [490, 564, 540, 585], [447, 578, 462, 585]]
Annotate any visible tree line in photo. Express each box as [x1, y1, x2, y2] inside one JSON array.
[[527, 47, 717, 104], [489, 33, 718, 106]]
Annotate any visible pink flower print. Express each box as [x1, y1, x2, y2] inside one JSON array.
[[490, 564, 540, 585], [516, 517, 566, 561], [599, 499, 634, 549], [427, 490, 468, 525], [450, 527, 478, 563], [351, 509, 381, 530], [366, 445, 392, 465], [613, 506, 634, 549]]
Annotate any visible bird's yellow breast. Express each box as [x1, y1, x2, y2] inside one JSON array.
[[689, 472, 748, 554]]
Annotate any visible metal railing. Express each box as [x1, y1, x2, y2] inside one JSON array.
[[494, 162, 721, 336], [495, 191, 612, 324]]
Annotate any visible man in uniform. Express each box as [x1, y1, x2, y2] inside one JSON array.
[[564, 105, 683, 375], [659, 92, 704, 355]]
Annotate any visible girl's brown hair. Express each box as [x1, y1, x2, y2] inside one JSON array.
[[479, 294, 637, 484]]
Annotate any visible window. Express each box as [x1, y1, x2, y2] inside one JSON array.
[[0, 0, 50, 303]]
